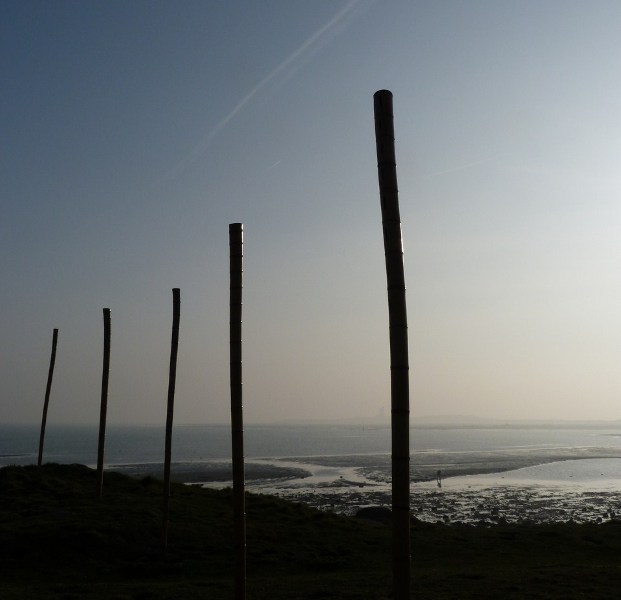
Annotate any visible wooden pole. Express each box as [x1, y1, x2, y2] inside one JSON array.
[[97, 308, 111, 497], [38, 328, 58, 466], [162, 288, 181, 549], [229, 223, 246, 600], [373, 89, 411, 599]]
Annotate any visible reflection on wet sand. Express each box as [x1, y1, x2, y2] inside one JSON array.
[[111, 447, 621, 525]]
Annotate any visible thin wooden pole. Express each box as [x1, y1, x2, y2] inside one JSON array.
[[162, 288, 181, 549], [373, 89, 411, 599], [38, 328, 58, 466], [97, 308, 111, 497], [229, 223, 246, 600]]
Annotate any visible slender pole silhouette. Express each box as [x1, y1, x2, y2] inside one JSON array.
[[97, 308, 111, 497], [38, 328, 58, 466], [229, 223, 246, 600], [162, 288, 181, 549], [373, 89, 411, 599]]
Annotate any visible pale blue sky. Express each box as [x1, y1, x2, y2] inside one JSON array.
[[2, 1, 621, 424]]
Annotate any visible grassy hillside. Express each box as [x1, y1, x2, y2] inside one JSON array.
[[2, 464, 621, 598]]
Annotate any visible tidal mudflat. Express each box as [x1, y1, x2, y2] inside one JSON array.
[[111, 445, 621, 525]]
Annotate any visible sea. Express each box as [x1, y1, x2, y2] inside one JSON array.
[[4, 422, 621, 525]]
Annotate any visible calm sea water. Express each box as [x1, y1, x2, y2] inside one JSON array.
[[2, 423, 621, 468], [6, 423, 621, 522]]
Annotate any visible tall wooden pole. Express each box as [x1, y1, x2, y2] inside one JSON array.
[[229, 223, 246, 600], [38, 328, 58, 466], [163, 288, 181, 549], [373, 89, 411, 599], [97, 308, 111, 497]]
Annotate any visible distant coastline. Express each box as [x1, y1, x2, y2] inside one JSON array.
[[4, 416, 621, 429]]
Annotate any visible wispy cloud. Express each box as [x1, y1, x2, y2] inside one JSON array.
[[167, 0, 364, 180]]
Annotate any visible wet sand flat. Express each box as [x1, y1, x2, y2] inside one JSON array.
[[109, 446, 621, 525]]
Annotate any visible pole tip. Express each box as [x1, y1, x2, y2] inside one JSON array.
[[373, 90, 393, 115], [374, 89, 392, 99]]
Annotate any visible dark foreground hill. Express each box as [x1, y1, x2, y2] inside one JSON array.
[[2, 464, 621, 599]]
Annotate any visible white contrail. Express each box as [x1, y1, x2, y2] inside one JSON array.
[[167, 0, 363, 179]]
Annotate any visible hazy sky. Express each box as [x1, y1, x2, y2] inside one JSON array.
[[3, 1, 621, 425]]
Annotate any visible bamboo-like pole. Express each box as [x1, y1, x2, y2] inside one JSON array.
[[97, 308, 111, 497], [373, 89, 411, 599], [229, 223, 246, 600], [162, 288, 181, 549], [38, 328, 58, 466]]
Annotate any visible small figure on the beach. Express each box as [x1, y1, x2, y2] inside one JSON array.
[[436, 470, 442, 488]]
